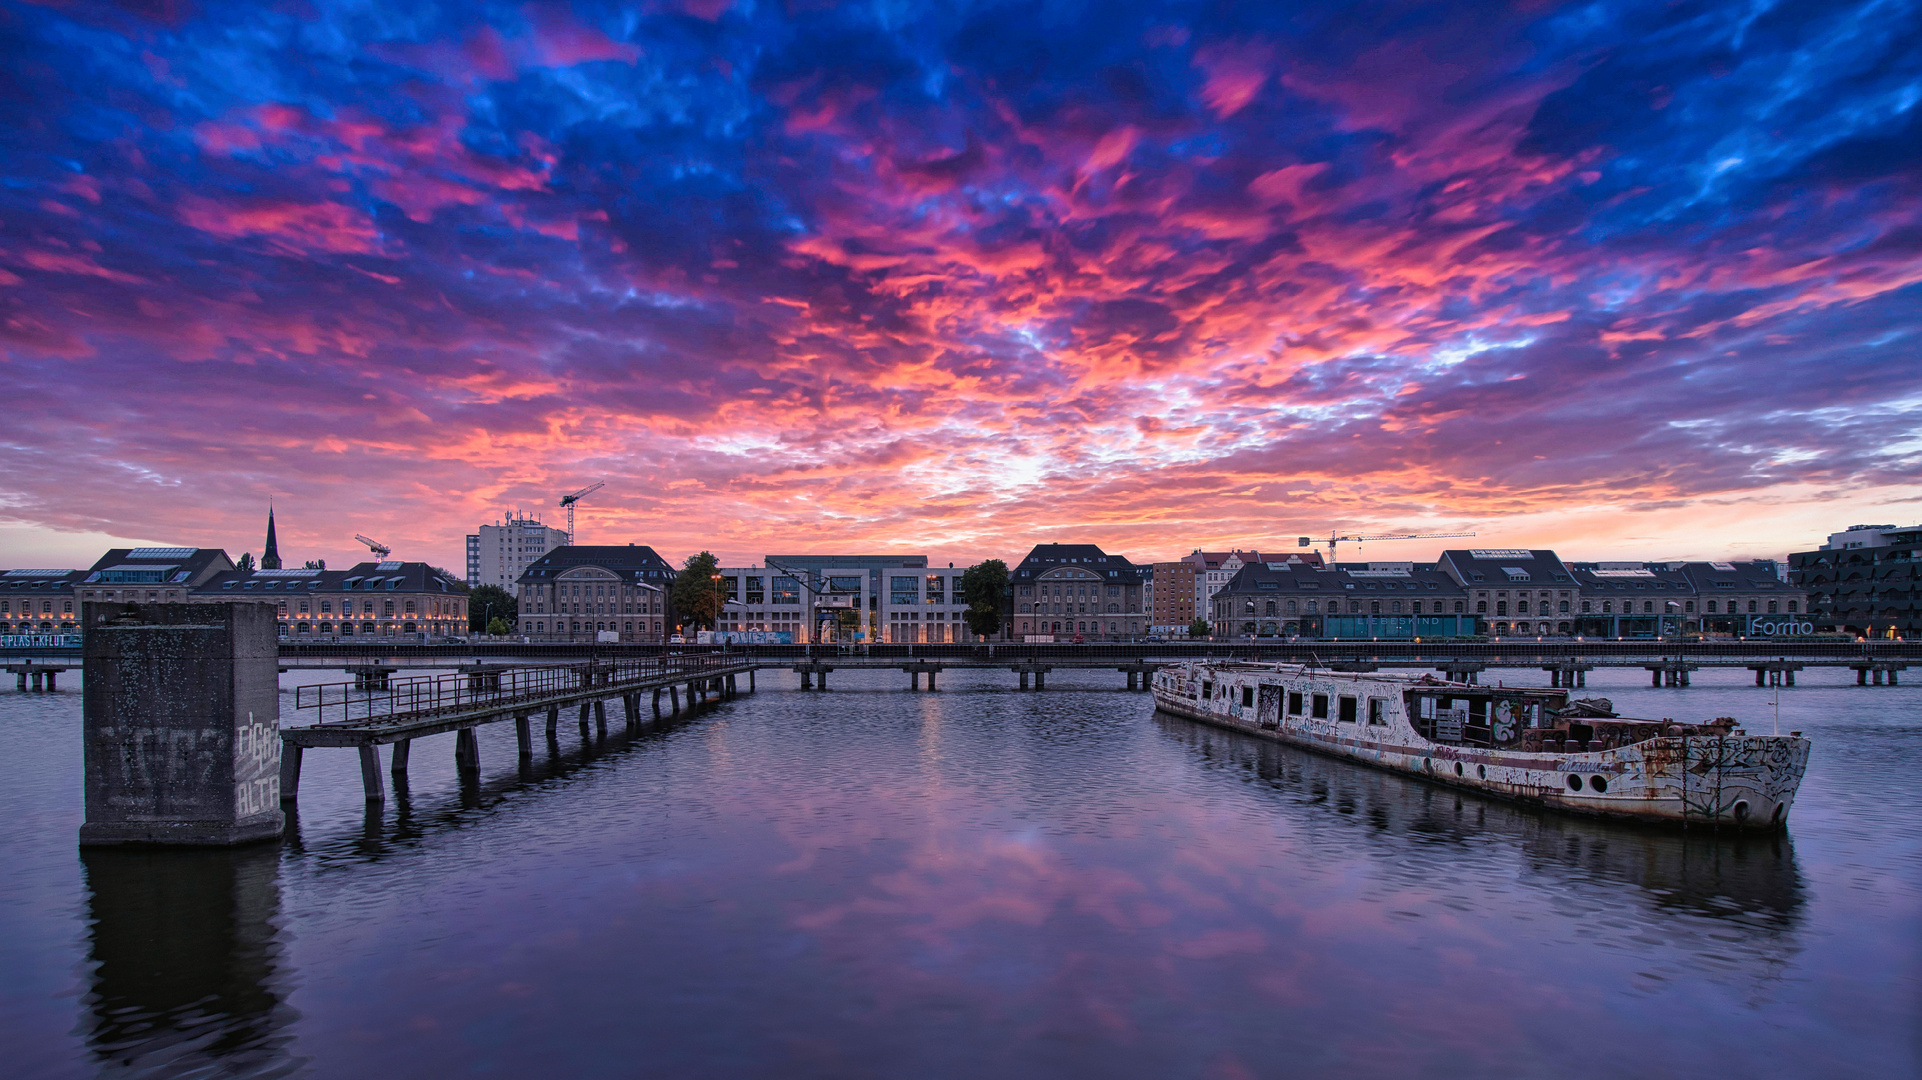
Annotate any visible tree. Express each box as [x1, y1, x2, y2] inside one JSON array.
[[236, 552, 255, 572], [960, 559, 1009, 639], [486, 616, 511, 636], [469, 585, 517, 633], [302, 559, 326, 570], [1189, 618, 1211, 639], [671, 551, 723, 630], [430, 567, 471, 593]]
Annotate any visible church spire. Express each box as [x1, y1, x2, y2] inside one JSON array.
[[261, 505, 282, 570]]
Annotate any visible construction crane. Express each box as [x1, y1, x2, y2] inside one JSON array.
[[1298, 531, 1477, 567], [354, 534, 392, 559], [557, 481, 604, 545]]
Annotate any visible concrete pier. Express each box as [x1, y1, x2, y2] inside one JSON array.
[[80, 602, 284, 846]]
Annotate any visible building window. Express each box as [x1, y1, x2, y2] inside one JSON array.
[[1477, 601, 1487, 614], [1788, 601, 1797, 613]]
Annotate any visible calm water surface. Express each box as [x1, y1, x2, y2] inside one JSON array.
[[1, 664, 1918, 1078]]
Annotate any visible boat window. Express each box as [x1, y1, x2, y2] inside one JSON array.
[[1241, 687, 1254, 708], [1369, 699, 1386, 725], [1288, 692, 1303, 715], [1201, 682, 1212, 699], [1418, 696, 1437, 719], [1312, 693, 1329, 719], [1338, 696, 1357, 723]]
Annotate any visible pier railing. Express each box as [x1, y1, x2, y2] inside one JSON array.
[[292, 654, 739, 727]]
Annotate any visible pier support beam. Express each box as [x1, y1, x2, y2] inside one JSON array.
[[595, 699, 608, 737], [455, 727, 479, 772], [578, 702, 592, 738], [357, 745, 384, 805], [515, 715, 532, 758], [670, 684, 681, 715], [545, 707, 560, 739], [653, 687, 663, 718], [279, 744, 302, 803], [1018, 669, 1029, 690], [82, 602, 283, 844], [390, 739, 411, 777]]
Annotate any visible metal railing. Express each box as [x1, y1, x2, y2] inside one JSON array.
[[291, 654, 745, 727]]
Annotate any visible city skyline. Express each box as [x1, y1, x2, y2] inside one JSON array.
[[3, 1, 1918, 572]]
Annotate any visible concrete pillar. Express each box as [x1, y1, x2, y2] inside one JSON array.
[[1874, 668, 1884, 685], [1785, 669, 1796, 686], [749, 669, 756, 692], [546, 707, 560, 738], [1755, 668, 1766, 686], [391, 739, 411, 777], [653, 687, 663, 718], [927, 669, 937, 691], [595, 699, 608, 737], [14, 670, 24, 691], [1857, 667, 1868, 685], [279, 743, 302, 803], [727, 674, 738, 697], [455, 727, 479, 771], [578, 702, 591, 736], [1034, 670, 1045, 691], [515, 715, 532, 758], [817, 670, 828, 691], [669, 684, 680, 715], [45, 671, 57, 691], [910, 669, 920, 690], [357, 744, 384, 804], [1890, 669, 1900, 686], [800, 669, 812, 690], [32, 670, 44, 691], [1019, 669, 1029, 690], [1577, 670, 1586, 688], [1652, 668, 1663, 687], [82, 602, 283, 845]]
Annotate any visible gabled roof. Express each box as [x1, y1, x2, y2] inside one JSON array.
[[519, 544, 675, 586], [1218, 562, 1466, 596], [1011, 544, 1144, 583], [193, 561, 466, 595], [0, 569, 86, 593], [83, 547, 233, 586]]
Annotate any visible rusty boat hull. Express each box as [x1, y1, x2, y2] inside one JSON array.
[[1151, 661, 1809, 830]]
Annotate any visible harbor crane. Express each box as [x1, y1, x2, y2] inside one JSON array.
[[354, 534, 392, 559], [557, 482, 604, 545], [1298, 531, 1476, 567]]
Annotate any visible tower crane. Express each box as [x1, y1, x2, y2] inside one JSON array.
[[354, 534, 392, 559], [557, 482, 604, 545], [1298, 531, 1477, 567]]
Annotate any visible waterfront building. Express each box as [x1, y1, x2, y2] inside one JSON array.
[[1183, 549, 1322, 617], [1150, 561, 1198, 635], [0, 569, 87, 633], [1565, 562, 1696, 638], [713, 555, 978, 643], [1006, 544, 1146, 640], [466, 513, 569, 596], [193, 561, 468, 641], [1436, 549, 1580, 636], [518, 545, 674, 642], [1211, 561, 1473, 638], [76, 547, 235, 609], [1788, 525, 1920, 639]]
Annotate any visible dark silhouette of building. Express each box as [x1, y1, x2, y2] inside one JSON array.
[[260, 507, 281, 571]]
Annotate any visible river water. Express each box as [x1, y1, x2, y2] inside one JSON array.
[[0, 664, 1917, 1079]]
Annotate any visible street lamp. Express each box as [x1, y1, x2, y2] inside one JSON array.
[[711, 573, 723, 644]]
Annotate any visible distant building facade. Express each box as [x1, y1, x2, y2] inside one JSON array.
[[1006, 544, 1145, 640], [1150, 561, 1198, 635], [518, 545, 675, 642], [1212, 561, 1473, 638], [467, 514, 570, 596], [1789, 524, 1920, 638], [192, 561, 468, 640], [0, 569, 87, 633]]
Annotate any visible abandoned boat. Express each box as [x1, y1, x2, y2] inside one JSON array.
[[1151, 661, 1808, 830]]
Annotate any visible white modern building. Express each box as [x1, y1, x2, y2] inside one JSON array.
[[711, 555, 978, 643], [466, 513, 569, 596]]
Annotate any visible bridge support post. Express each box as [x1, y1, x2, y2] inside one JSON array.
[[279, 742, 302, 803], [1755, 667, 1766, 686], [32, 670, 44, 691], [749, 669, 755, 692], [44, 671, 56, 690], [800, 669, 812, 690], [817, 669, 828, 691], [910, 669, 920, 691], [927, 669, 937, 691], [391, 739, 411, 777], [357, 744, 384, 805], [455, 727, 479, 772], [82, 601, 283, 844], [14, 670, 23, 691], [727, 674, 738, 698], [1018, 669, 1029, 690], [1874, 668, 1885, 685], [546, 707, 560, 738], [1891, 668, 1901, 686], [578, 703, 591, 738], [515, 715, 532, 758], [595, 699, 608, 737], [1785, 669, 1796, 686], [1033, 670, 1045, 691]]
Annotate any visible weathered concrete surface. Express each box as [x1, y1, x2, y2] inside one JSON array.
[[81, 603, 283, 846]]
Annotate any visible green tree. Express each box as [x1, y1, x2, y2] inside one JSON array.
[[236, 552, 255, 572], [468, 585, 517, 633], [1189, 617, 1211, 639], [486, 616, 511, 636], [960, 559, 1010, 639], [671, 551, 723, 630]]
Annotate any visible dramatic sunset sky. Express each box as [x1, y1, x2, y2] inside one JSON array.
[[2, 0, 1918, 570]]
